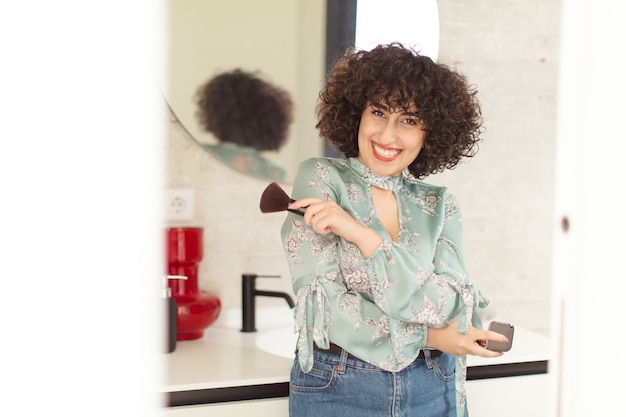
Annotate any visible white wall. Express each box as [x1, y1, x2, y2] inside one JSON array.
[[550, 1, 626, 415]]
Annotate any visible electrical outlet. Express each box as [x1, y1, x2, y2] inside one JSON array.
[[166, 189, 195, 221]]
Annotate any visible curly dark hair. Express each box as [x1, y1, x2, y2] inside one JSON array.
[[195, 69, 294, 151], [316, 43, 484, 178]]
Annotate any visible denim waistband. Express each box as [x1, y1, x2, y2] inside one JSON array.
[[312, 342, 442, 370]]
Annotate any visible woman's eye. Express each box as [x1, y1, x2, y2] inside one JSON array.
[[372, 109, 384, 117], [404, 117, 418, 125]]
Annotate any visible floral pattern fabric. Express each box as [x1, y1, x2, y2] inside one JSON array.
[[281, 157, 489, 417]]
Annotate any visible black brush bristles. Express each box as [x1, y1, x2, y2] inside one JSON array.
[[260, 182, 306, 216]]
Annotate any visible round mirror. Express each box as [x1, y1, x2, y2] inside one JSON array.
[[165, 0, 439, 182]]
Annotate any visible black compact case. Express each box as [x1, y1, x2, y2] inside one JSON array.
[[486, 321, 514, 352]]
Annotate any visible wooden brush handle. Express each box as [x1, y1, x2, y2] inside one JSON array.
[[288, 199, 306, 216]]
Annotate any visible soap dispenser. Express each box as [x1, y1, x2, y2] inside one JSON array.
[[163, 274, 187, 353]]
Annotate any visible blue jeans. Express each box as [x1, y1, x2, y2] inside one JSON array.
[[289, 347, 464, 417]]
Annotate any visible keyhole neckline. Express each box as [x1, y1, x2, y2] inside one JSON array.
[[347, 157, 417, 192]]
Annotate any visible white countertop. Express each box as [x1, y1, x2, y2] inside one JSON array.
[[162, 308, 294, 392], [161, 307, 550, 393]]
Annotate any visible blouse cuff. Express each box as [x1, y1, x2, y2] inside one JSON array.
[[293, 279, 330, 373]]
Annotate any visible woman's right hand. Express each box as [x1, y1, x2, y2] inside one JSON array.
[[289, 197, 383, 258], [426, 321, 507, 358]]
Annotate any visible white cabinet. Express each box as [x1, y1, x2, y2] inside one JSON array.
[[466, 374, 549, 417], [160, 398, 289, 417]]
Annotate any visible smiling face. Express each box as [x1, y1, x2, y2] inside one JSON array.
[[357, 101, 426, 177]]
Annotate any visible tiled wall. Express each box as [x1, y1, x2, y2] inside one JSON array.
[[165, 0, 560, 336]]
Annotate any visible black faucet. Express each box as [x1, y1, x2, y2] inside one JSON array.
[[241, 273, 295, 333]]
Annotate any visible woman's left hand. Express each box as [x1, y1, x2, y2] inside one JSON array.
[[426, 321, 508, 358]]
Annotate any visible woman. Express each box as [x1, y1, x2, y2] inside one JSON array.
[[281, 43, 508, 417], [195, 68, 293, 181]]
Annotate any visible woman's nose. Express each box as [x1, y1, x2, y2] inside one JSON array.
[[378, 121, 397, 145]]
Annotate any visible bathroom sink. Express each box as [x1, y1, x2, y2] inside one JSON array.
[[255, 326, 298, 359], [215, 306, 298, 359]]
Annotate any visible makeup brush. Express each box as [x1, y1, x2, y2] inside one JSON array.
[[260, 182, 306, 216]]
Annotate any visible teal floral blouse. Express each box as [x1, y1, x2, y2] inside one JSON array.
[[281, 157, 490, 416], [202, 142, 286, 182]]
